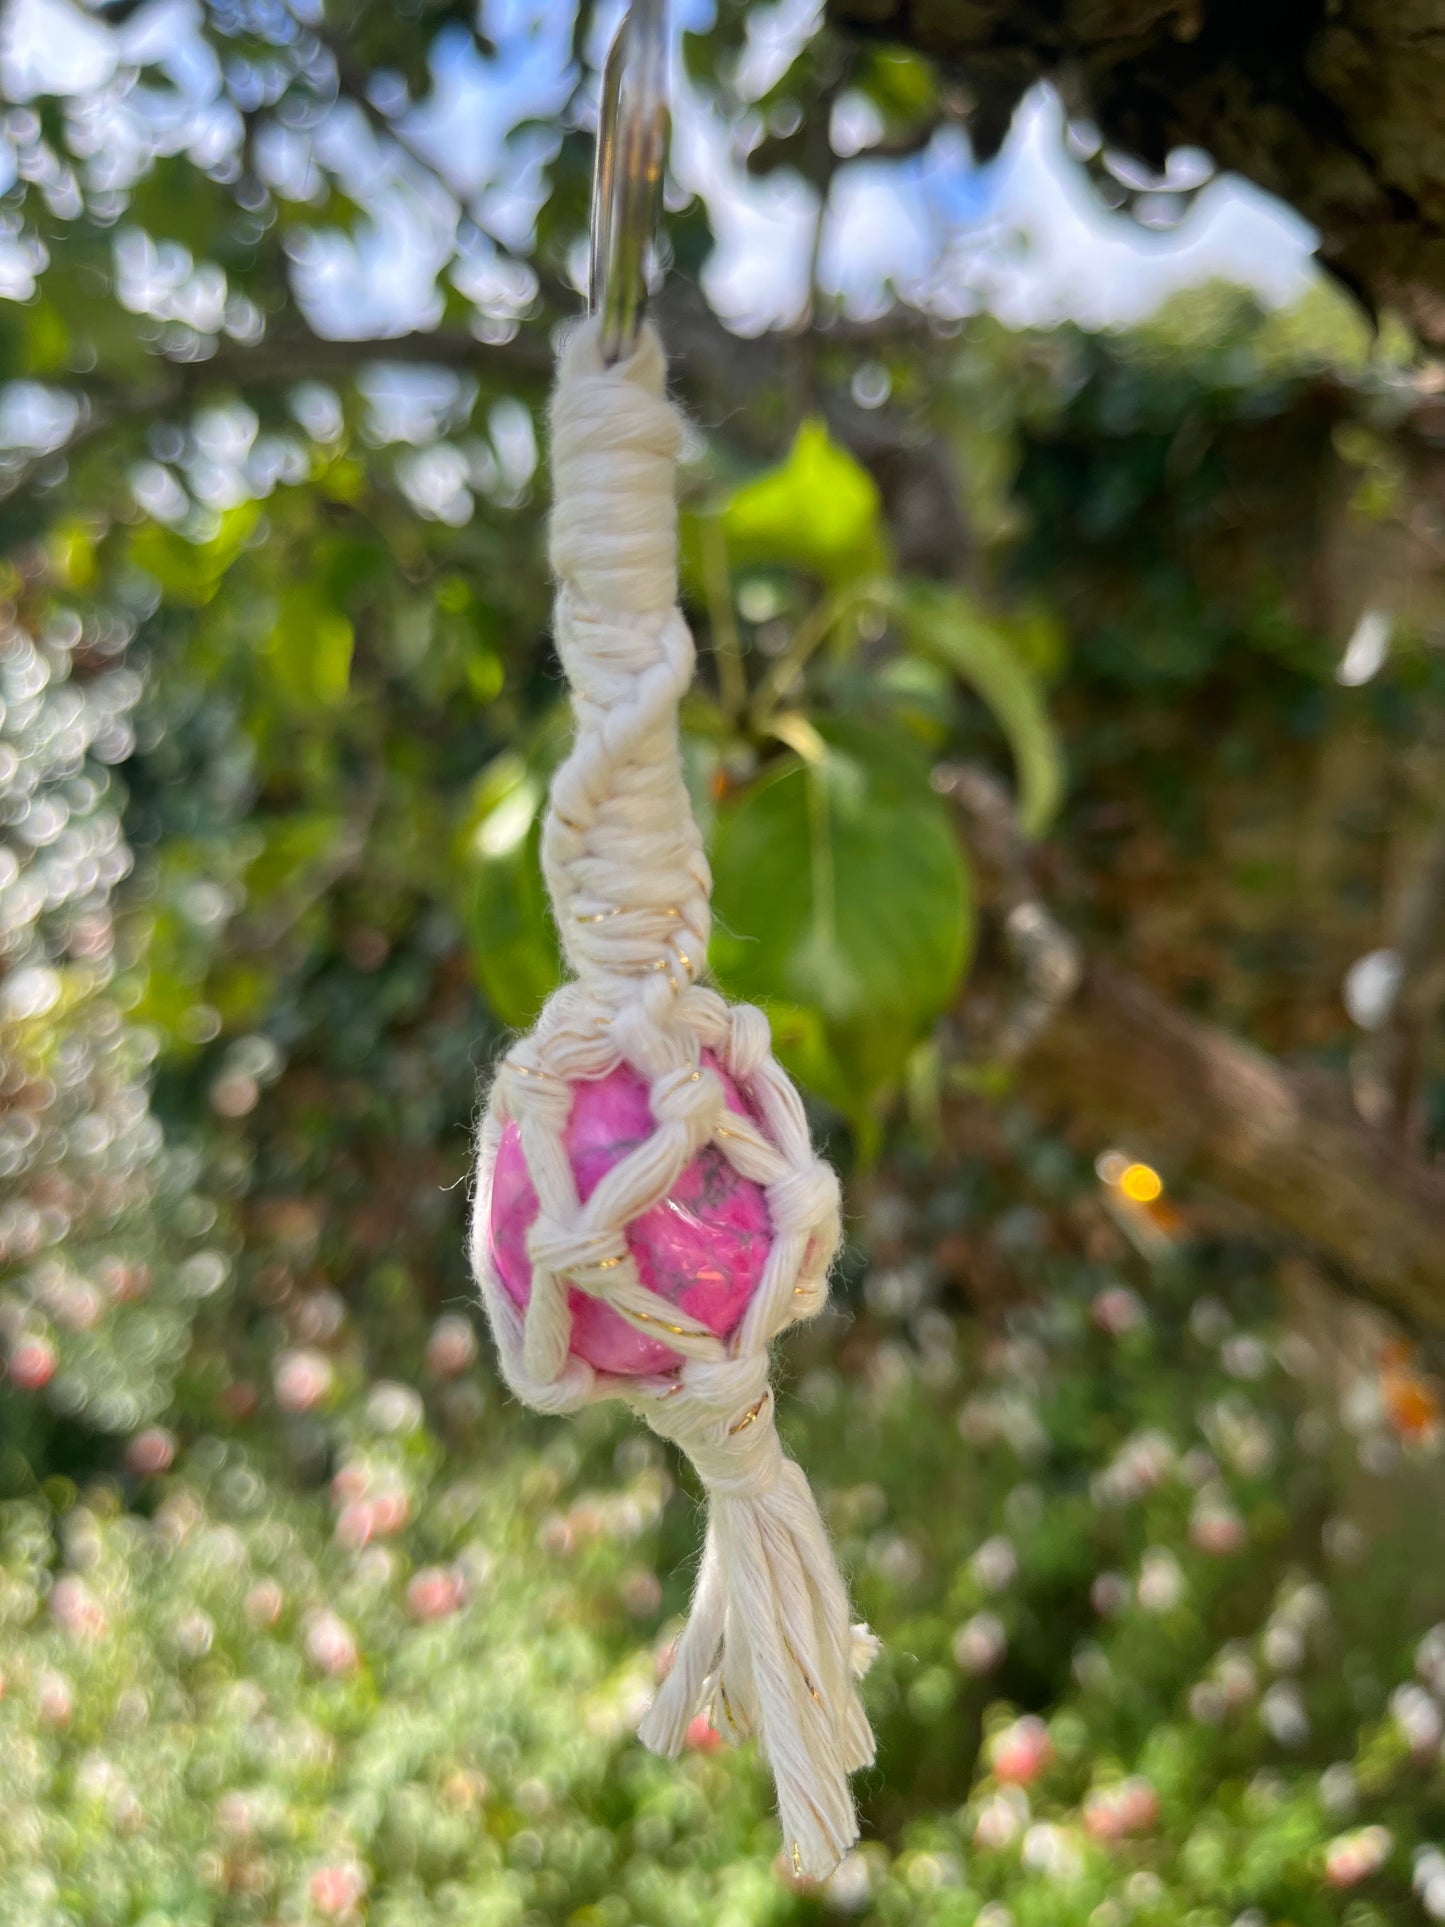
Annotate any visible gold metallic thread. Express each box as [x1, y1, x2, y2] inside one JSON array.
[[727, 1393, 768, 1434], [782, 1631, 822, 1703], [627, 1305, 697, 1337]]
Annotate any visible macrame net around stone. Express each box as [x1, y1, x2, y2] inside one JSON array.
[[470, 317, 876, 1878]]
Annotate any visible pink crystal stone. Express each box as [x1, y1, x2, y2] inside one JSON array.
[[489, 1055, 772, 1376]]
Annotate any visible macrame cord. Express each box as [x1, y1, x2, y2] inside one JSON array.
[[470, 318, 876, 1878]]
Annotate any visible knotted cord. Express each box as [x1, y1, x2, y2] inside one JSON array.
[[470, 317, 875, 1877]]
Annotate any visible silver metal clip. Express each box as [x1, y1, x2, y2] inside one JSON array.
[[588, 0, 669, 365]]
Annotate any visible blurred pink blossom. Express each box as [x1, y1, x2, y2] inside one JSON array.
[[406, 1566, 464, 1621], [37, 1669, 73, 1725], [10, 1336, 55, 1391], [1091, 1287, 1145, 1336], [1190, 1503, 1247, 1556], [275, 1348, 333, 1413], [426, 1313, 479, 1377], [1083, 1777, 1160, 1842], [51, 1576, 106, 1642], [309, 1862, 368, 1916], [126, 1427, 176, 1477], [1325, 1826, 1392, 1888], [990, 1715, 1054, 1786], [303, 1609, 358, 1675], [244, 1580, 284, 1629]]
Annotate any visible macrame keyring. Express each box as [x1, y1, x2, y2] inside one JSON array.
[[469, 0, 876, 1879]]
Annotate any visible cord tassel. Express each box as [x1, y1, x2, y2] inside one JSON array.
[[470, 316, 875, 1878], [636, 1441, 877, 1878]]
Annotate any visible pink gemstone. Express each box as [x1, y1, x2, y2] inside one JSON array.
[[489, 1055, 771, 1375]]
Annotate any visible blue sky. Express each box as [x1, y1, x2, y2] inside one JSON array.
[[0, 0, 1319, 347]]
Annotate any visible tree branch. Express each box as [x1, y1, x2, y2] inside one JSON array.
[[1019, 959, 1445, 1334], [0, 326, 553, 505], [941, 764, 1445, 1339], [0, 286, 929, 507]]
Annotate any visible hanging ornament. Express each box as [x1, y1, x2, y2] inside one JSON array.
[[469, 0, 876, 1880]]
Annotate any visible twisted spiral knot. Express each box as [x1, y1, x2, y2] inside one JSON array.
[[540, 325, 709, 1005]]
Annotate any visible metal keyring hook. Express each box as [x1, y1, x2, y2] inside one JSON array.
[[589, 0, 669, 366]]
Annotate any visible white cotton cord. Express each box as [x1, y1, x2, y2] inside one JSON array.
[[469, 316, 876, 1880]]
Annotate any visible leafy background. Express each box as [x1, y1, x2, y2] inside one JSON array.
[[1, 1, 1444, 1924]]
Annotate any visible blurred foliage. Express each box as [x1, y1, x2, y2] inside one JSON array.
[[1, 1, 1444, 1923]]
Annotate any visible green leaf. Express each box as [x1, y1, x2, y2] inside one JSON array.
[[242, 812, 349, 907], [455, 751, 561, 1031], [21, 300, 69, 378], [127, 156, 238, 256], [900, 583, 1065, 837], [710, 715, 971, 1141], [130, 503, 260, 608], [720, 419, 887, 586], [264, 583, 355, 710], [855, 47, 939, 127]]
